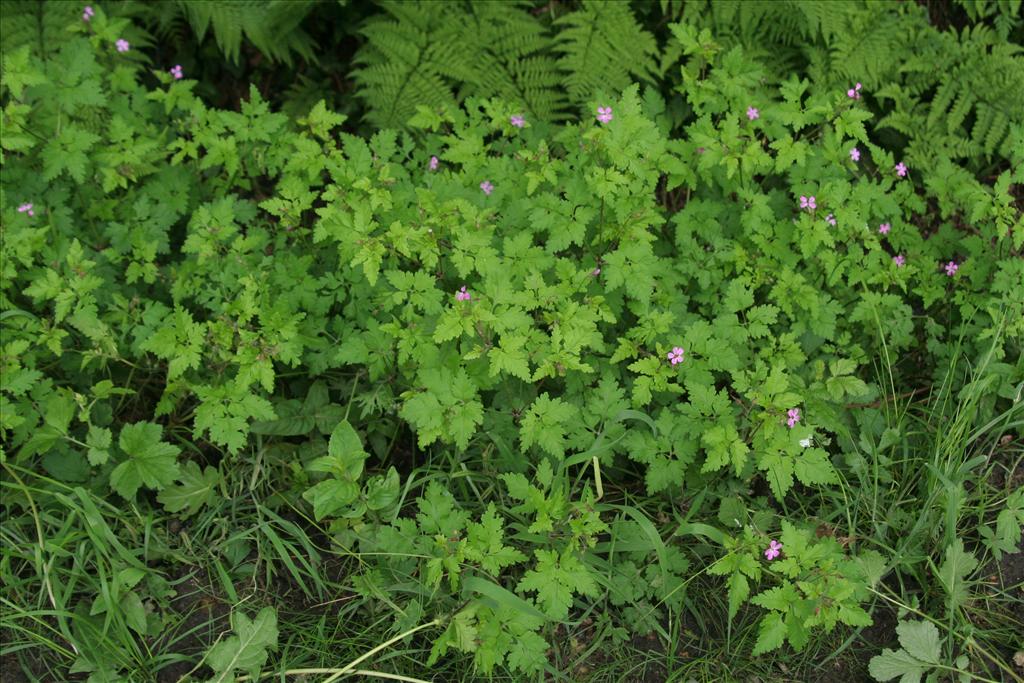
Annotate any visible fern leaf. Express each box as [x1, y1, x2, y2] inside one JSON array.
[[554, 0, 658, 106]]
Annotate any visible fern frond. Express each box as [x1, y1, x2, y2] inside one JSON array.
[[353, 1, 463, 129], [177, 0, 315, 65], [0, 1, 80, 59], [554, 0, 658, 106], [457, 2, 564, 119]]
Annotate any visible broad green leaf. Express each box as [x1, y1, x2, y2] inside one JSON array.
[[937, 539, 978, 612], [206, 607, 278, 683], [517, 549, 597, 620], [110, 422, 181, 499], [868, 648, 932, 683], [364, 467, 400, 511], [868, 621, 941, 682], [506, 631, 547, 673], [520, 393, 577, 458], [120, 591, 147, 635], [303, 478, 360, 520], [793, 448, 838, 486], [751, 611, 787, 655], [86, 425, 112, 466], [157, 462, 220, 517], [727, 572, 748, 620], [751, 583, 800, 612], [43, 390, 75, 433], [759, 451, 794, 500], [327, 419, 369, 478]]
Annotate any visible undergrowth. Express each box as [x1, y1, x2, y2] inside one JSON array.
[[1, 1, 1022, 682]]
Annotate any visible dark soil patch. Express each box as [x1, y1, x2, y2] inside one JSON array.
[[993, 540, 1024, 621], [625, 630, 669, 683], [978, 535, 1024, 682], [0, 651, 30, 683], [564, 618, 670, 683], [153, 567, 231, 683], [819, 601, 899, 683]]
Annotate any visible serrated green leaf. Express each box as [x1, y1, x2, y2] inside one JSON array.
[[206, 607, 278, 683], [728, 572, 748, 621], [520, 393, 577, 458], [868, 647, 931, 683], [751, 611, 787, 655], [110, 422, 181, 499], [794, 448, 838, 486], [517, 549, 597, 620], [157, 461, 220, 517], [759, 451, 794, 500], [506, 630, 547, 673], [86, 425, 112, 466], [937, 539, 978, 612]]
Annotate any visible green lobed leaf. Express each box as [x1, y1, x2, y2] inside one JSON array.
[[205, 607, 279, 683]]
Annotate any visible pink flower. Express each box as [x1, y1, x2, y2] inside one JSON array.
[[786, 408, 801, 428], [82, 5, 94, 21], [428, 155, 439, 171], [746, 106, 759, 121], [16, 202, 34, 217], [879, 223, 890, 234], [893, 254, 906, 267], [944, 261, 958, 276], [170, 64, 183, 79], [115, 39, 130, 53], [799, 195, 816, 211], [825, 213, 837, 226], [596, 106, 613, 124], [480, 180, 494, 195], [895, 162, 907, 177], [510, 114, 525, 128], [847, 82, 863, 99], [764, 540, 783, 561], [455, 286, 471, 302], [850, 147, 860, 162], [667, 346, 685, 365], [591, 267, 601, 276]]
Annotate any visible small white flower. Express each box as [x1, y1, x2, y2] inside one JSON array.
[[799, 437, 813, 448]]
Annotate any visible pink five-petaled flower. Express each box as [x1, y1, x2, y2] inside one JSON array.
[[746, 106, 759, 121], [879, 222, 890, 235], [893, 254, 906, 267], [667, 346, 685, 366], [455, 286, 471, 302], [764, 540, 783, 561], [895, 162, 908, 177], [786, 408, 801, 428], [825, 213, 837, 226], [596, 106, 613, 124], [17, 202, 34, 217], [850, 147, 860, 162], [510, 114, 525, 128], [83, 5, 94, 21], [428, 155, 439, 171], [847, 82, 863, 99], [115, 38, 130, 53], [944, 260, 959, 277], [480, 180, 494, 195], [170, 64, 183, 80], [799, 195, 817, 211]]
